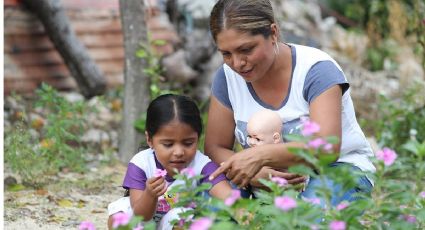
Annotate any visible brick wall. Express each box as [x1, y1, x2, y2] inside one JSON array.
[[4, 0, 179, 95]]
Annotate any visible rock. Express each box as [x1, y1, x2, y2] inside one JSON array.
[[4, 176, 18, 186], [161, 49, 198, 84]]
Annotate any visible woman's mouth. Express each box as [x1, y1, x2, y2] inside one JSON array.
[[239, 68, 253, 78]]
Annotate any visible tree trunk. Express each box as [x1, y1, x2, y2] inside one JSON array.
[[118, 0, 151, 162], [21, 0, 106, 98]]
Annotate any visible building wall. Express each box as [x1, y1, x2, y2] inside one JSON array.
[[4, 0, 178, 95]]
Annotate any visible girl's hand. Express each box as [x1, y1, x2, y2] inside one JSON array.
[[145, 176, 167, 198]]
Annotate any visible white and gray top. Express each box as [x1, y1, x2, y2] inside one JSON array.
[[211, 43, 375, 174]]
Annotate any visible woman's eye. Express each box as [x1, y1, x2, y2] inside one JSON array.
[[241, 47, 253, 54], [221, 52, 231, 58]]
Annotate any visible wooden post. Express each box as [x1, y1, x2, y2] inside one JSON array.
[[118, 0, 151, 162]]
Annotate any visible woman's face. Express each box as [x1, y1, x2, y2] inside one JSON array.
[[146, 119, 199, 176], [216, 28, 276, 82]]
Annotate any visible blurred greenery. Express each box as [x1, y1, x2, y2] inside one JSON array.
[[322, 0, 425, 70]]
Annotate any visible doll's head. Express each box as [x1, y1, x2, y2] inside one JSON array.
[[246, 109, 282, 147]]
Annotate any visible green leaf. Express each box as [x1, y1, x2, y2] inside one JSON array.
[[288, 165, 316, 177], [135, 49, 147, 58], [6, 183, 26, 192], [318, 153, 338, 166], [151, 39, 167, 46]]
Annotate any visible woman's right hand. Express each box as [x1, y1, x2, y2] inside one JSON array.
[[145, 176, 167, 198]]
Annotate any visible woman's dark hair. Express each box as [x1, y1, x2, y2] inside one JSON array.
[[145, 94, 202, 138], [209, 0, 276, 42]]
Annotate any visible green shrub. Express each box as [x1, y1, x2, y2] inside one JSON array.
[[83, 130, 425, 229], [4, 83, 91, 187], [370, 83, 425, 156]]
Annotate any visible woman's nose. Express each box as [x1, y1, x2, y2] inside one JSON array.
[[233, 55, 246, 69]]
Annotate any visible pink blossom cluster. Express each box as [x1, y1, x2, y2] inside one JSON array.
[[375, 147, 397, 166], [181, 167, 196, 178], [274, 196, 297, 211], [224, 189, 241, 206], [271, 176, 288, 187], [189, 217, 213, 230]]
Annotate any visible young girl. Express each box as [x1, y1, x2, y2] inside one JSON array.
[[107, 94, 233, 230]]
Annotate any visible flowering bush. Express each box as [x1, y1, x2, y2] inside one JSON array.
[[80, 120, 425, 229]]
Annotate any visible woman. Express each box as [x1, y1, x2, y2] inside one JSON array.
[[205, 0, 375, 206]]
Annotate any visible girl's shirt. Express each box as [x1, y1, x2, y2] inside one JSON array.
[[211, 43, 375, 176], [122, 148, 226, 221]]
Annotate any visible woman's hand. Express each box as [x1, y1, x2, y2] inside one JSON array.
[[145, 176, 167, 198], [250, 167, 306, 189], [209, 148, 263, 188]]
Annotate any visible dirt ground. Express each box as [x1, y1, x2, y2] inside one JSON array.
[[4, 162, 128, 230]]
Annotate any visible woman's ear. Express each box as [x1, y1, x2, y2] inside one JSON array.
[[270, 23, 279, 43], [273, 132, 281, 144], [145, 131, 153, 148]]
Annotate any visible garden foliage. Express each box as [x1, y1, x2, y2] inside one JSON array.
[[82, 119, 425, 230]]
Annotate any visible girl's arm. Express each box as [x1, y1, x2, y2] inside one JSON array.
[[130, 176, 167, 220], [210, 85, 343, 187], [204, 95, 237, 164], [208, 180, 233, 200]]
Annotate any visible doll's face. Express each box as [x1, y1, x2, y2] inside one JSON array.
[[246, 110, 282, 147]]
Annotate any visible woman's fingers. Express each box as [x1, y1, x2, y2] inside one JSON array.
[[287, 176, 306, 185], [209, 161, 231, 180]]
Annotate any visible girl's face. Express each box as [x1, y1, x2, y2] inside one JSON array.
[[216, 27, 277, 83], [146, 119, 199, 177]]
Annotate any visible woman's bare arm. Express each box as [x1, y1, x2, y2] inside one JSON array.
[[204, 95, 237, 164]]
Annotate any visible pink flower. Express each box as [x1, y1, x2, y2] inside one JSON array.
[[79, 221, 96, 230], [271, 177, 288, 187], [154, 168, 167, 177], [302, 119, 320, 136], [112, 212, 131, 228], [419, 191, 425, 198], [329, 220, 346, 230], [187, 201, 197, 208], [179, 219, 186, 228], [336, 202, 349, 210], [189, 217, 213, 230], [376, 147, 397, 166], [224, 189, 241, 206], [302, 197, 321, 205], [133, 224, 144, 230], [181, 167, 196, 178], [274, 196, 297, 211], [324, 143, 333, 152], [310, 224, 319, 230], [307, 138, 327, 149], [404, 215, 417, 223]]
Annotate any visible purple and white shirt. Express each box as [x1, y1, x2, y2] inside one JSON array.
[[122, 148, 226, 218]]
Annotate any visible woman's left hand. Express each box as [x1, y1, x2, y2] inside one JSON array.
[[250, 166, 306, 189], [209, 148, 263, 188]]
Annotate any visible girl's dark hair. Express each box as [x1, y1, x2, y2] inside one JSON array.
[[145, 94, 202, 138], [209, 0, 276, 42]]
